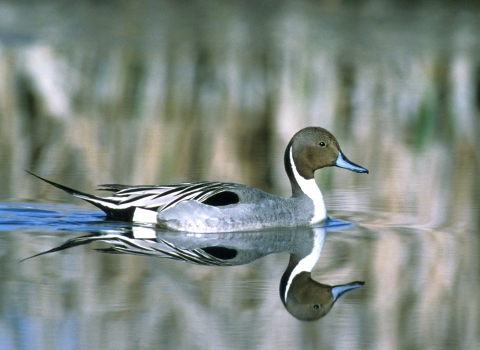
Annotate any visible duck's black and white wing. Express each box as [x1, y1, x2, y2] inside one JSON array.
[[26, 171, 239, 223], [23, 232, 228, 266], [99, 181, 237, 211]]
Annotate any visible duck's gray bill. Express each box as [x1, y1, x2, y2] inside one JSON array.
[[331, 281, 365, 301], [334, 152, 369, 173]]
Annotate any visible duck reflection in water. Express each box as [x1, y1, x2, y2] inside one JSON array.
[[26, 218, 364, 321]]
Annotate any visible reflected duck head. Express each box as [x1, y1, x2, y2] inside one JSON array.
[[283, 271, 364, 321]]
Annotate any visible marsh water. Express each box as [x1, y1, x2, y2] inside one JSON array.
[[1, 1, 480, 349], [1, 193, 478, 349]]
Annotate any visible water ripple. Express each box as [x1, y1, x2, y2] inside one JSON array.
[[0, 202, 130, 232]]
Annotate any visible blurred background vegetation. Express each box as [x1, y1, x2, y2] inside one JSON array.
[[0, 1, 480, 348], [0, 0, 478, 228]]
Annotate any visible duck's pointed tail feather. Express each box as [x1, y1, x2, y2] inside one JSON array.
[[24, 170, 135, 220], [25, 170, 94, 198], [20, 233, 103, 262]]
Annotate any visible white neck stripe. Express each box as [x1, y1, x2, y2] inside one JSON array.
[[289, 147, 326, 223], [284, 228, 327, 302]]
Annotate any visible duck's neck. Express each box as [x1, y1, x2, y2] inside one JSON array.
[[279, 227, 327, 304], [284, 144, 326, 223], [284, 143, 324, 200]]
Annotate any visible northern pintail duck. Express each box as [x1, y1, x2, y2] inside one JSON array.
[[26, 222, 364, 320], [27, 126, 368, 232]]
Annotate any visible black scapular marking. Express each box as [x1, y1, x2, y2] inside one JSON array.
[[202, 191, 239, 206], [200, 246, 237, 260]]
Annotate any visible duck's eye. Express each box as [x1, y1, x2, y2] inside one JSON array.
[[319, 142, 326, 147], [313, 304, 319, 309]]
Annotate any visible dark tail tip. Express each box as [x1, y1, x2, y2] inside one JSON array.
[[24, 169, 81, 196]]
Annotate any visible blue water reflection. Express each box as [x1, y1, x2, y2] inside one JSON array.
[[10, 201, 363, 321]]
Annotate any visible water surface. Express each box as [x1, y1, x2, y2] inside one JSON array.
[[0, 199, 478, 350]]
